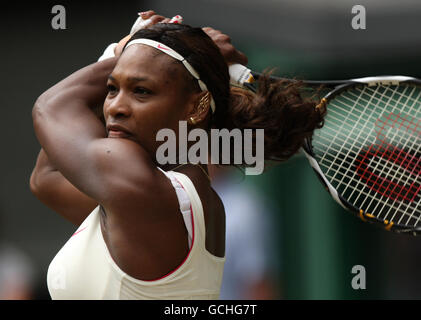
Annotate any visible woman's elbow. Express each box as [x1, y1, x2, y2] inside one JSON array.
[[32, 95, 46, 124]]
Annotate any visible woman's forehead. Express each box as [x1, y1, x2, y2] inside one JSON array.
[[112, 44, 186, 83]]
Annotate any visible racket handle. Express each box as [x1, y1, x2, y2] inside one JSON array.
[[229, 64, 255, 88]]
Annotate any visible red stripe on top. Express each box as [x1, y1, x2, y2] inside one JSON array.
[[71, 226, 87, 237]]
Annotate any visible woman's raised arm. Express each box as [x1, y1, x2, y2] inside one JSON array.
[[30, 149, 98, 225], [32, 56, 156, 212]]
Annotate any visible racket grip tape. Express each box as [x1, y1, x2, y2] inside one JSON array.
[[229, 64, 255, 88]]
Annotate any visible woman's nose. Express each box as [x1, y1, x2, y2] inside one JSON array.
[[106, 92, 132, 118]]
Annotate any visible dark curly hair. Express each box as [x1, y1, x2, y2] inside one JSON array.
[[126, 23, 326, 167]]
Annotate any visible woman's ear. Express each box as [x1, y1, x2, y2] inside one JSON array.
[[186, 91, 212, 126]]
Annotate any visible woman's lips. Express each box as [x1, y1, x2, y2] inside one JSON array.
[[106, 123, 133, 139], [107, 129, 132, 139]]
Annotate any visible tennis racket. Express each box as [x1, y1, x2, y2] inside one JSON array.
[[232, 66, 421, 235]]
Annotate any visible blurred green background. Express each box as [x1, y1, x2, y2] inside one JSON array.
[[1, 0, 421, 299]]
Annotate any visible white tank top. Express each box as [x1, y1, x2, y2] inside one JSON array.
[[46, 169, 225, 299]]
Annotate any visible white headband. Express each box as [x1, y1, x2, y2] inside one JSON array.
[[124, 38, 216, 113]]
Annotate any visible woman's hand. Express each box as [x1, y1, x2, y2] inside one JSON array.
[[114, 10, 172, 56], [133, 10, 173, 32], [114, 10, 249, 66], [202, 27, 248, 66]]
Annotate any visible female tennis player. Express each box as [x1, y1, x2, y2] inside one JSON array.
[[30, 11, 324, 299]]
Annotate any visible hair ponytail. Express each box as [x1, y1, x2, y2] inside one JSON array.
[[220, 73, 326, 163]]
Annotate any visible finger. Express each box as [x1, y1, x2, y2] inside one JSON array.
[[228, 49, 248, 65], [219, 44, 248, 65], [209, 30, 222, 38], [160, 18, 171, 24], [234, 51, 248, 65], [202, 27, 215, 34], [131, 17, 152, 34], [131, 11, 157, 34], [149, 15, 166, 25], [215, 33, 231, 43], [202, 27, 213, 37], [202, 27, 221, 34], [132, 15, 165, 32], [203, 28, 223, 40], [139, 10, 156, 19]]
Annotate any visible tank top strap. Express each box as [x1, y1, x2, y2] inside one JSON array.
[[169, 171, 207, 251], [157, 167, 193, 249]]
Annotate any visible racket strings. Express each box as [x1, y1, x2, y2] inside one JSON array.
[[324, 85, 407, 202], [363, 112, 420, 225], [348, 86, 420, 224], [334, 86, 420, 224], [337, 85, 421, 224], [330, 89, 418, 200], [316, 129, 419, 187], [318, 149, 419, 195], [356, 149, 419, 201], [314, 88, 420, 189], [316, 145, 421, 225], [312, 83, 421, 227]]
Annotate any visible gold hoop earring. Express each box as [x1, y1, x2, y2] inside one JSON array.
[[190, 117, 197, 125]]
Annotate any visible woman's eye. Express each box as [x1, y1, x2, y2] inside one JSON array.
[[134, 87, 150, 95], [107, 84, 118, 94]]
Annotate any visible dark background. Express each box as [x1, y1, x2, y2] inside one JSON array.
[[1, 0, 421, 299]]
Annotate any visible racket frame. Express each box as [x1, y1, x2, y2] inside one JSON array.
[[246, 73, 421, 235], [301, 76, 421, 235]]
